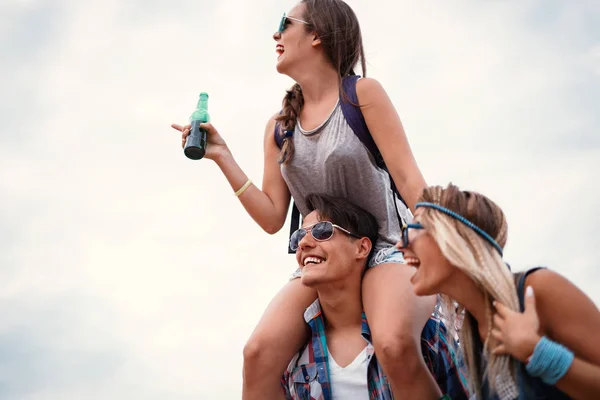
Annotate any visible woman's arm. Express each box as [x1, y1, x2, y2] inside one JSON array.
[[493, 269, 600, 399], [356, 78, 426, 211], [183, 116, 291, 234]]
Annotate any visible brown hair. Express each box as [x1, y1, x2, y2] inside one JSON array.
[[419, 184, 519, 399], [276, 0, 367, 164], [305, 193, 379, 249]]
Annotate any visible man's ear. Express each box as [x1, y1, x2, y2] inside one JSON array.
[[355, 237, 372, 261], [311, 34, 321, 47]]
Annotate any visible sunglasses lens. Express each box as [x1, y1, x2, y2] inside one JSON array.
[[278, 14, 286, 32], [398, 226, 408, 248], [312, 221, 334, 241], [289, 228, 306, 251]]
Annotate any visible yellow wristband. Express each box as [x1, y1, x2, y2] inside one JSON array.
[[234, 179, 253, 197]]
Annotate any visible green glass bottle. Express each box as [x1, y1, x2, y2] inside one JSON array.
[[184, 92, 210, 160]]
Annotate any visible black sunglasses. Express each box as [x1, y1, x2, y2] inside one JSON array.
[[289, 221, 361, 252], [399, 223, 424, 248]]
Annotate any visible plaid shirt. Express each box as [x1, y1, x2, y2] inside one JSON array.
[[281, 300, 469, 400]]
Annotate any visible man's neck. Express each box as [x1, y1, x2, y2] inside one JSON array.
[[316, 280, 368, 368], [317, 281, 363, 332]]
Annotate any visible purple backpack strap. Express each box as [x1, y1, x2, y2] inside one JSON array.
[[340, 75, 406, 208], [275, 76, 377, 156], [274, 117, 284, 149], [339, 75, 384, 167], [275, 76, 379, 157], [274, 76, 407, 253], [272, 113, 301, 254]]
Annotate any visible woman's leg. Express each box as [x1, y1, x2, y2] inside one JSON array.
[[242, 277, 317, 400], [363, 261, 439, 399]]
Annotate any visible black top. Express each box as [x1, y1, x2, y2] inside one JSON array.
[[472, 267, 571, 400]]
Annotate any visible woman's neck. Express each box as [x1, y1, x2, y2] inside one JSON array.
[[444, 273, 490, 341], [293, 64, 340, 104]]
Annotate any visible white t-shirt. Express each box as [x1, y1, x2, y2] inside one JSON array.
[[329, 344, 374, 400]]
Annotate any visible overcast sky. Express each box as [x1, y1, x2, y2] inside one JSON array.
[[1, 0, 599, 398]]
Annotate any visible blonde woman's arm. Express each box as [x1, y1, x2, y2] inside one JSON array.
[[493, 269, 600, 399]]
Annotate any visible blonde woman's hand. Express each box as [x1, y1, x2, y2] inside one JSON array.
[[170, 122, 230, 162], [491, 286, 542, 363]]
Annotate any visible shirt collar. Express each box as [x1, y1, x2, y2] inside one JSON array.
[[304, 299, 323, 322], [304, 299, 373, 344]]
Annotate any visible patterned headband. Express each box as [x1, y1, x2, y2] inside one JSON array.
[[415, 202, 504, 256]]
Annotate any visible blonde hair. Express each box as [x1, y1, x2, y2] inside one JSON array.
[[419, 184, 520, 400]]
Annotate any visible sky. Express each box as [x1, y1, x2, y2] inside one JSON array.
[[1, 0, 599, 398]]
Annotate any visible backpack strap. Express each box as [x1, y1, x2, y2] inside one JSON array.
[[275, 76, 397, 165], [339, 75, 408, 213], [273, 117, 302, 253], [287, 203, 301, 254], [275, 76, 409, 253], [339, 75, 407, 209], [339, 75, 384, 167], [274, 120, 284, 149], [516, 267, 546, 312]]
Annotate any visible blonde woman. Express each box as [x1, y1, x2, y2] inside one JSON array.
[[398, 184, 600, 400]]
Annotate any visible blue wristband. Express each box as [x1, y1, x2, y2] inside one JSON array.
[[525, 336, 574, 385]]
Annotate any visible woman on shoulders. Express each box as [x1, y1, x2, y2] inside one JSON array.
[[173, 1, 438, 398]]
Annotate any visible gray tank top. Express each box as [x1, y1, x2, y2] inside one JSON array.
[[280, 99, 412, 251]]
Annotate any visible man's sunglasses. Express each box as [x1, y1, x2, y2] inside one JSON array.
[[277, 12, 309, 33], [399, 223, 424, 248], [289, 221, 361, 252]]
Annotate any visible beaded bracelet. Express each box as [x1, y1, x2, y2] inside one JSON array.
[[525, 336, 574, 385]]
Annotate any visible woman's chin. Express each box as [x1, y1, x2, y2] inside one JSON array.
[[275, 57, 288, 74], [411, 273, 434, 297], [412, 282, 428, 297]]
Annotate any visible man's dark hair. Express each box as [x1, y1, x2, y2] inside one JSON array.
[[305, 193, 379, 250]]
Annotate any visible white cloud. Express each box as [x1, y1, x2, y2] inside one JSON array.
[[584, 44, 600, 76], [1, 0, 599, 398]]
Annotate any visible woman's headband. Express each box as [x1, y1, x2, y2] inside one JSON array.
[[415, 202, 504, 256]]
